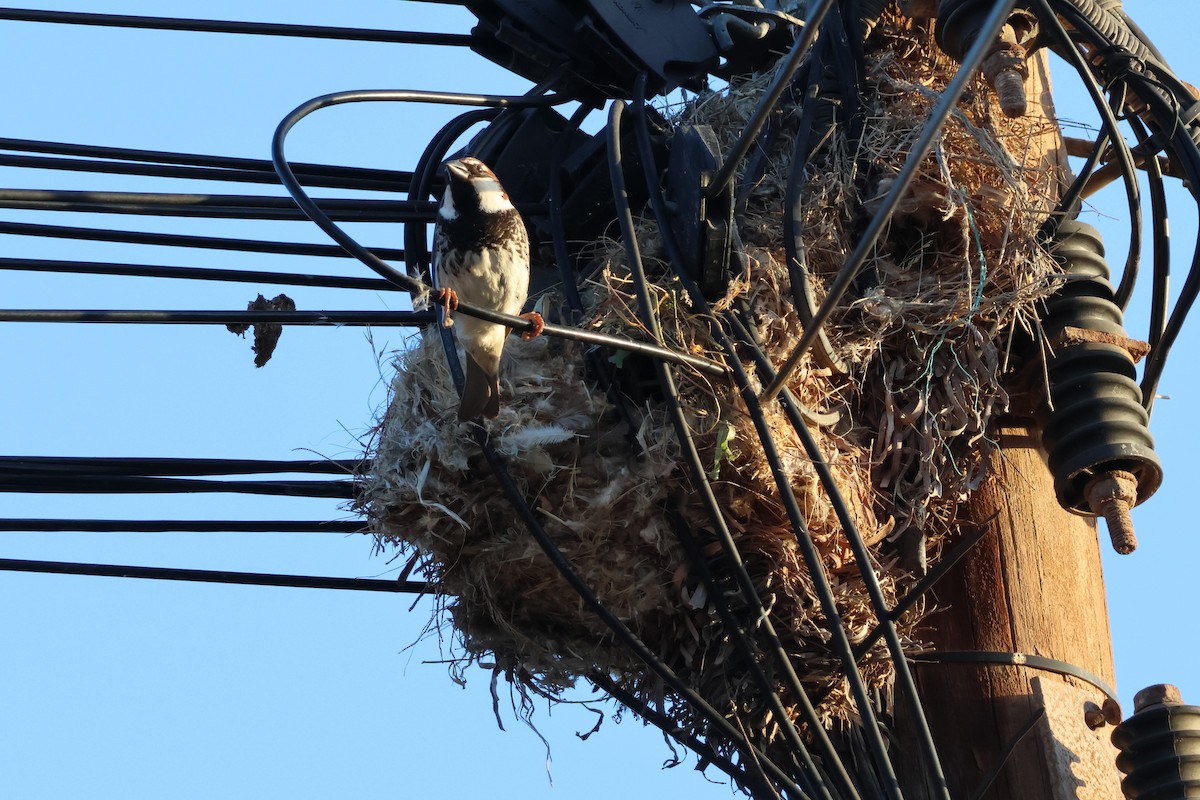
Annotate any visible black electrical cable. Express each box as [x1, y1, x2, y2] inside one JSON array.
[[0, 456, 357, 475], [0, 137, 412, 190], [0, 474, 355, 499], [0, 257, 402, 292], [0, 305, 724, 375], [546, 103, 596, 314], [1129, 116, 1171, 354], [273, 88, 563, 292], [782, 42, 848, 375], [761, 0, 1019, 402], [610, 102, 821, 797], [908, 650, 1119, 707], [0, 558, 428, 593], [542, 104, 646, 439], [0, 519, 365, 533], [0, 220, 406, 260], [1051, 131, 1109, 223], [629, 80, 859, 800], [851, 521, 994, 662], [0, 8, 473, 46], [0, 152, 405, 191], [0, 189, 436, 222], [0, 309, 436, 326]]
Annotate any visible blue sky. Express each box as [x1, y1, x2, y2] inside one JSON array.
[[0, 2, 1197, 798]]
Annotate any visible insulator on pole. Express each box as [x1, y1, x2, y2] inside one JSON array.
[[1037, 220, 1162, 554], [1112, 684, 1200, 799]]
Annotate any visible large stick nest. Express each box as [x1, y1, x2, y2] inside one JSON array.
[[357, 14, 1063, 768]]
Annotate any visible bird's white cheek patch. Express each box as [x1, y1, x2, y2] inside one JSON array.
[[474, 179, 511, 214]]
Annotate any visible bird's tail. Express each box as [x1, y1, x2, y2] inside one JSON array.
[[459, 350, 501, 421]]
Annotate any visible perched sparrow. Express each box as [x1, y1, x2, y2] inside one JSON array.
[[432, 156, 544, 421]]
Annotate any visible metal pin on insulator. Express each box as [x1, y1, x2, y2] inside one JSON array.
[[1038, 221, 1163, 554], [934, 0, 1038, 117], [1111, 684, 1200, 799]]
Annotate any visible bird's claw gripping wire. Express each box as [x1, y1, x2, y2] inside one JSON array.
[[436, 287, 459, 328]]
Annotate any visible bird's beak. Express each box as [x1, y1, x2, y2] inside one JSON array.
[[443, 159, 470, 181]]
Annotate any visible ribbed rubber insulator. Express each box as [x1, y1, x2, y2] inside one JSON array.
[[1036, 221, 1163, 514], [934, 0, 987, 62], [1112, 697, 1200, 799], [1042, 221, 1126, 338]]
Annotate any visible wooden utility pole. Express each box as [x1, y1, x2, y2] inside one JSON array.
[[894, 52, 1123, 800]]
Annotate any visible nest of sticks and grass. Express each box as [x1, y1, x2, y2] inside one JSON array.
[[357, 15, 1064, 773]]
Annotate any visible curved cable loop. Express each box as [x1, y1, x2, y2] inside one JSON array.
[[270, 88, 729, 378], [278, 89, 798, 794]]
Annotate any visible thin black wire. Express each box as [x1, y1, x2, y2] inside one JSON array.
[[760, 0, 1020, 402], [0, 8, 473, 45], [1051, 131, 1109, 223], [0, 257, 402, 292], [0, 558, 428, 593], [0, 307, 727, 376], [0, 137, 412, 190], [612, 94, 832, 800], [966, 708, 1047, 800], [0, 474, 355, 499], [0, 220, 406, 260], [0, 309, 435, 325], [0, 456, 357, 474], [0, 519, 364, 533], [1129, 116, 1171, 354], [0, 189, 437, 222]]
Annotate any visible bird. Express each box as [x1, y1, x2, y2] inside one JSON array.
[[432, 156, 544, 421]]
